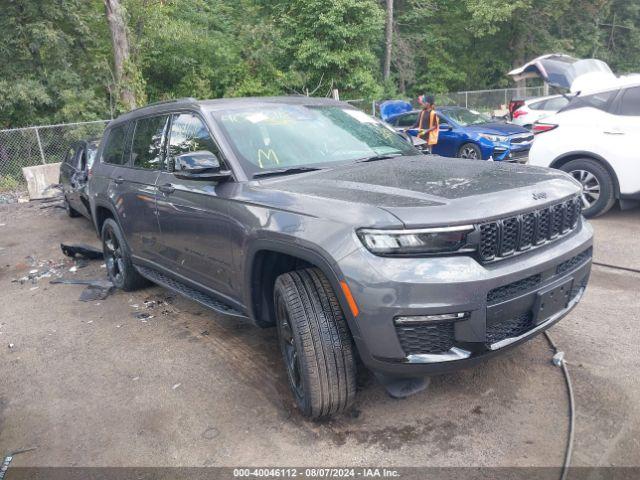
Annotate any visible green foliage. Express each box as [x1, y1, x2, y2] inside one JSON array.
[[0, 0, 639, 128], [0, 0, 112, 127]]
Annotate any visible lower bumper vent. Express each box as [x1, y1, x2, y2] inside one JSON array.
[[396, 322, 455, 355]]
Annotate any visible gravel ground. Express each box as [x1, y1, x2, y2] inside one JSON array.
[[0, 200, 638, 469]]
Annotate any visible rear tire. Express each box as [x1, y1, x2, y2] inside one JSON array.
[[101, 218, 148, 291], [64, 196, 80, 217], [560, 158, 615, 217], [458, 142, 482, 160], [274, 268, 356, 418]]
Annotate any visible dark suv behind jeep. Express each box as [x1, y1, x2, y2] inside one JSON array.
[[88, 97, 593, 418]]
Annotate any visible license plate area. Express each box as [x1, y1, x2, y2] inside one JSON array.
[[533, 277, 573, 325]]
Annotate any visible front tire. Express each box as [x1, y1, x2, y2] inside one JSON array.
[[101, 218, 148, 291], [274, 268, 356, 418], [560, 158, 615, 217], [458, 143, 482, 159]]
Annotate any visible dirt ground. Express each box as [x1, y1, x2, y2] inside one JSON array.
[[0, 200, 639, 469]]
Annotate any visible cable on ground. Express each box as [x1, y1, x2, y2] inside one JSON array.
[[544, 330, 576, 480]]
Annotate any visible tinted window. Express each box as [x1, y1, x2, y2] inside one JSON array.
[[131, 115, 169, 170], [396, 112, 419, 127], [617, 87, 640, 116], [168, 113, 220, 159], [102, 125, 128, 165], [64, 146, 77, 166], [563, 90, 616, 113], [543, 96, 569, 111], [528, 100, 546, 110]]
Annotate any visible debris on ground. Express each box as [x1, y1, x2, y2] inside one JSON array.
[[60, 243, 104, 260], [11, 259, 67, 285], [50, 277, 115, 302], [1, 455, 12, 479], [8, 343, 14, 349], [39, 201, 65, 210]]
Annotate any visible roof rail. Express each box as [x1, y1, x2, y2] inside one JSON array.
[[128, 97, 197, 113]]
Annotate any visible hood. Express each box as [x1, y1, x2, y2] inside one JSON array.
[[508, 54, 615, 93], [463, 122, 530, 136], [250, 156, 581, 228], [380, 100, 413, 122]]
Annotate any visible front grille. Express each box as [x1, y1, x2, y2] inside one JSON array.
[[500, 217, 519, 255], [486, 311, 534, 344], [478, 197, 581, 262], [509, 149, 530, 159], [556, 247, 593, 275], [487, 274, 542, 304], [396, 322, 455, 355], [479, 223, 499, 260], [510, 134, 534, 144]]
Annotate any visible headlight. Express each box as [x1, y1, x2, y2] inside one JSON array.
[[358, 226, 475, 255], [479, 133, 509, 143]]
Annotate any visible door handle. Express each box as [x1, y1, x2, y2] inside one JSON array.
[[604, 129, 624, 135], [113, 176, 125, 184], [158, 183, 175, 195]]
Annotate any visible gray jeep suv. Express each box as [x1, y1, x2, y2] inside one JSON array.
[[89, 97, 593, 418]]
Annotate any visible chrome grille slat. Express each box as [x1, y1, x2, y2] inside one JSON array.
[[478, 197, 581, 263]]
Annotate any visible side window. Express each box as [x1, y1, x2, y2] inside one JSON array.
[[617, 87, 640, 116], [528, 100, 546, 111], [168, 113, 221, 159], [543, 96, 569, 111], [564, 90, 616, 113], [64, 146, 77, 166], [76, 147, 87, 171], [131, 115, 170, 170], [102, 125, 128, 165], [396, 112, 419, 128]]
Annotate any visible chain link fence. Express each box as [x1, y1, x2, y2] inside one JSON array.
[[0, 120, 110, 192], [355, 86, 549, 117]]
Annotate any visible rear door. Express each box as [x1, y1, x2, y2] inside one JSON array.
[[70, 143, 91, 217], [155, 112, 235, 298], [115, 115, 169, 262], [60, 144, 78, 204]]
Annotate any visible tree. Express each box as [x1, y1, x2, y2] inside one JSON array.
[[104, 0, 136, 110], [274, 0, 385, 98], [383, 0, 394, 81]]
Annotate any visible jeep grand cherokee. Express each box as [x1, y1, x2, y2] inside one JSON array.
[[88, 97, 593, 418]]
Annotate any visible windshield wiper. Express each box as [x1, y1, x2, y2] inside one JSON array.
[[355, 153, 403, 163], [253, 166, 322, 179]]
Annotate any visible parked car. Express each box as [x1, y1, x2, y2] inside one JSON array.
[[510, 94, 571, 128], [510, 54, 640, 217], [385, 105, 533, 162], [60, 139, 99, 219], [89, 97, 593, 418]]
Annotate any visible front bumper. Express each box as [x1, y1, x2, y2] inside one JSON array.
[[339, 218, 593, 377], [493, 143, 531, 163]]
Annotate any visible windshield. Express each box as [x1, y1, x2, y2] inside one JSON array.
[[211, 105, 417, 176], [442, 108, 490, 127]]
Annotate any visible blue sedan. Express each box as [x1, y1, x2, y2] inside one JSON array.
[[385, 106, 533, 162]]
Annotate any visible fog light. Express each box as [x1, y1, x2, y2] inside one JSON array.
[[394, 312, 469, 325]]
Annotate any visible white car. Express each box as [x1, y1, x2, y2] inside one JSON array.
[[510, 54, 640, 217], [511, 94, 570, 128]]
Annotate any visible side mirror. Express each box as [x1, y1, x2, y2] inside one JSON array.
[[173, 150, 232, 181]]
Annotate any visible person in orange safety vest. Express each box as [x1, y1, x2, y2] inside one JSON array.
[[414, 94, 439, 153]]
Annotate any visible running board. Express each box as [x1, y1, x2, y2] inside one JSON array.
[[136, 265, 248, 320]]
